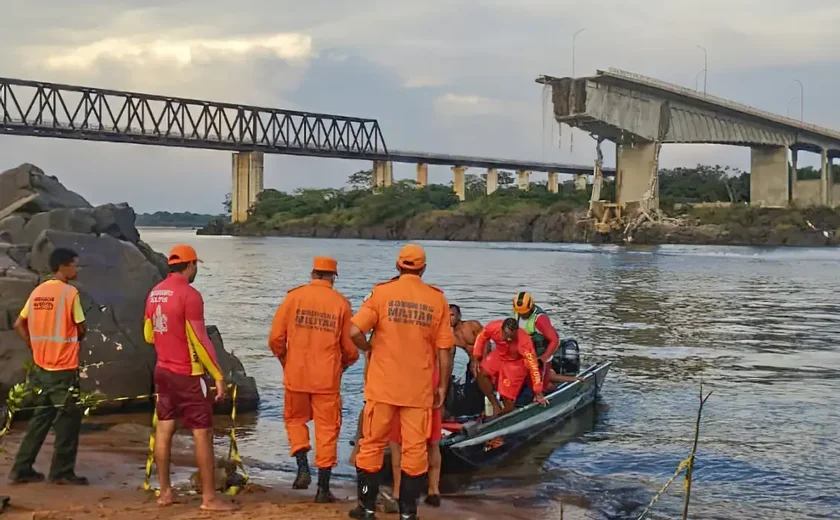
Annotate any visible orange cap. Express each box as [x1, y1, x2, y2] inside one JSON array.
[[313, 256, 338, 273], [397, 244, 426, 270], [167, 244, 202, 265]]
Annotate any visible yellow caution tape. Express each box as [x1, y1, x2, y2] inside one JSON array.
[[142, 400, 158, 493]]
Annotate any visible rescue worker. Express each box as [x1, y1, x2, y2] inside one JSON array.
[[143, 244, 234, 511], [8, 248, 88, 485], [388, 363, 443, 508], [268, 256, 359, 503], [348, 244, 454, 520], [512, 292, 583, 387], [472, 318, 547, 416]]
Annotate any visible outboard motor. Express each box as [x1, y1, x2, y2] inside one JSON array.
[[553, 338, 581, 376]]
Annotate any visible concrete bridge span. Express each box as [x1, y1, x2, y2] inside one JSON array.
[[538, 68, 840, 210]]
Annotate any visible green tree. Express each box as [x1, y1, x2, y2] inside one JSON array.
[[347, 169, 374, 191], [223, 193, 232, 215]]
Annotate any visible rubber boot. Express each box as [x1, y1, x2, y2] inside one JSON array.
[[398, 472, 426, 520], [348, 468, 379, 519], [315, 468, 337, 503], [293, 450, 311, 490]]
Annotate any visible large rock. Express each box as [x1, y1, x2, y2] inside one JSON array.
[[21, 208, 97, 244], [0, 165, 259, 414], [0, 164, 91, 213], [0, 215, 27, 243]]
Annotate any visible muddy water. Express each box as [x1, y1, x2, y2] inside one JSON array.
[[139, 229, 840, 519]]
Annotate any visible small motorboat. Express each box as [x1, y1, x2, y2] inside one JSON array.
[[439, 360, 611, 472]]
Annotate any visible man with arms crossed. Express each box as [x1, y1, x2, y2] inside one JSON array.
[[143, 245, 233, 511]]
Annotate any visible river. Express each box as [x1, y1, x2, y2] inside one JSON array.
[[140, 228, 840, 520]]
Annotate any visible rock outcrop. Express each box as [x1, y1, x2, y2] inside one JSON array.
[[0, 163, 258, 413]]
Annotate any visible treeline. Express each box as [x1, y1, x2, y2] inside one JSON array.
[[136, 211, 223, 227], [233, 164, 840, 230]]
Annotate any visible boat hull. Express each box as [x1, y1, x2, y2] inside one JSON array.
[[440, 361, 610, 472]]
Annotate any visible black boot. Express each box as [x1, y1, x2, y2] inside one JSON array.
[[398, 472, 427, 520], [293, 450, 311, 490], [348, 468, 379, 519], [315, 468, 337, 503]]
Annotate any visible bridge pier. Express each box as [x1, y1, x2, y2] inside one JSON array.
[[230, 151, 264, 223], [821, 148, 832, 207], [487, 169, 499, 195], [373, 160, 393, 188], [452, 166, 467, 201], [574, 173, 587, 191], [517, 170, 530, 190], [616, 142, 658, 209], [416, 163, 428, 187], [547, 172, 559, 193], [750, 146, 789, 207]]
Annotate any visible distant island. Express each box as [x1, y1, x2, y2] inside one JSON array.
[[136, 211, 223, 228], [197, 165, 840, 247]]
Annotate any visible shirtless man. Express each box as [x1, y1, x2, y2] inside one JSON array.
[[450, 305, 483, 371]]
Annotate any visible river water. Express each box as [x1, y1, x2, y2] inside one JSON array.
[[140, 228, 840, 520]]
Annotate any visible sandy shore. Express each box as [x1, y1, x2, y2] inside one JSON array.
[[0, 420, 586, 519]]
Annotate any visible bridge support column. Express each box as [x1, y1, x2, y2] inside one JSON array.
[[574, 173, 587, 191], [230, 151, 264, 223], [547, 172, 559, 193], [452, 166, 467, 201], [517, 170, 530, 191], [373, 160, 393, 188], [616, 142, 658, 209], [750, 145, 789, 207], [790, 149, 798, 202], [821, 148, 832, 206], [416, 163, 428, 187], [486, 169, 499, 195]]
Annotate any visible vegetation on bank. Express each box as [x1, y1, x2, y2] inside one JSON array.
[[204, 164, 840, 236], [136, 211, 223, 227]]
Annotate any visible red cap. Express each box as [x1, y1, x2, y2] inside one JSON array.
[[313, 256, 338, 274], [397, 244, 426, 270], [167, 244, 202, 265]]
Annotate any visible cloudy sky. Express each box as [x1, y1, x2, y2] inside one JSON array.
[[1, 0, 839, 213]]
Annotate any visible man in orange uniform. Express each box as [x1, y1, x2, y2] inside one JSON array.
[[349, 244, 454, 520], [268, 256, 359, 503], [472, 318, 547, 416], [143, 245, 234, 511], [9, 248, 88, 485]]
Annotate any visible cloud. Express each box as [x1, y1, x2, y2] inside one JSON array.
[[43, 33, 313, 71], [434, 93, 507, 118]]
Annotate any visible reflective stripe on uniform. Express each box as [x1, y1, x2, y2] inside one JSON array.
[[30, 284, 78, 343]]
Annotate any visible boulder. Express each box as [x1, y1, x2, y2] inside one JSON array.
[[0, 165, 259, 415], [21, 208, 97, 245], [0, 164, 91, 213], [0, 215, 27, 243], [94, 203, 140, 244]]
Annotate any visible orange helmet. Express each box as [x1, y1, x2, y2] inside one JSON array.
[[513, 292, 535, 315]]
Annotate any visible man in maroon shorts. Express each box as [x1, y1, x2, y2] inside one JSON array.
[[143, 244, 234, 511]]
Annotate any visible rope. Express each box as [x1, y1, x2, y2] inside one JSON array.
[[636, 457, 691, 520], [2, 382, 248, 496]]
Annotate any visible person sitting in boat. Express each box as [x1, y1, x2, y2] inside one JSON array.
[[471, 318, 547, 416], [512, 292, 585, 390]]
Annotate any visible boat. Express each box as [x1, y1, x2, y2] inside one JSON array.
[[438, 360, 611, 472]]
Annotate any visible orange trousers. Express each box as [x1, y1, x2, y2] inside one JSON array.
[[356, 400, 431, 477], [284, 390, 342, 469]]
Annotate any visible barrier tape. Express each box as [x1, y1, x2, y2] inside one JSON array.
[[1, 382, 248, 496], [635, 457, 691, 520]]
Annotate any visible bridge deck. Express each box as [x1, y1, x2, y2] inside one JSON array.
[[0, 76, 606, 176]]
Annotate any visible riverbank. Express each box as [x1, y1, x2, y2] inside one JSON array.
[[199, 204, 840, 247], [0, 419, 586, 519]]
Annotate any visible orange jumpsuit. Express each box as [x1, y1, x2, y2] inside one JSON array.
[[268, 279, 359, 469], [353, 274, 454, 477]]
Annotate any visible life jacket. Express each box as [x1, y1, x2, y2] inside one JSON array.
[[27, 280, 81, 371], [512, 305, 549, 357]]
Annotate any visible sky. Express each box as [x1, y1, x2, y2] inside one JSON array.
[[1, 0, 839, 213]]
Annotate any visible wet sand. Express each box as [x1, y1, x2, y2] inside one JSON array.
[[0, 422, 586, 519]]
